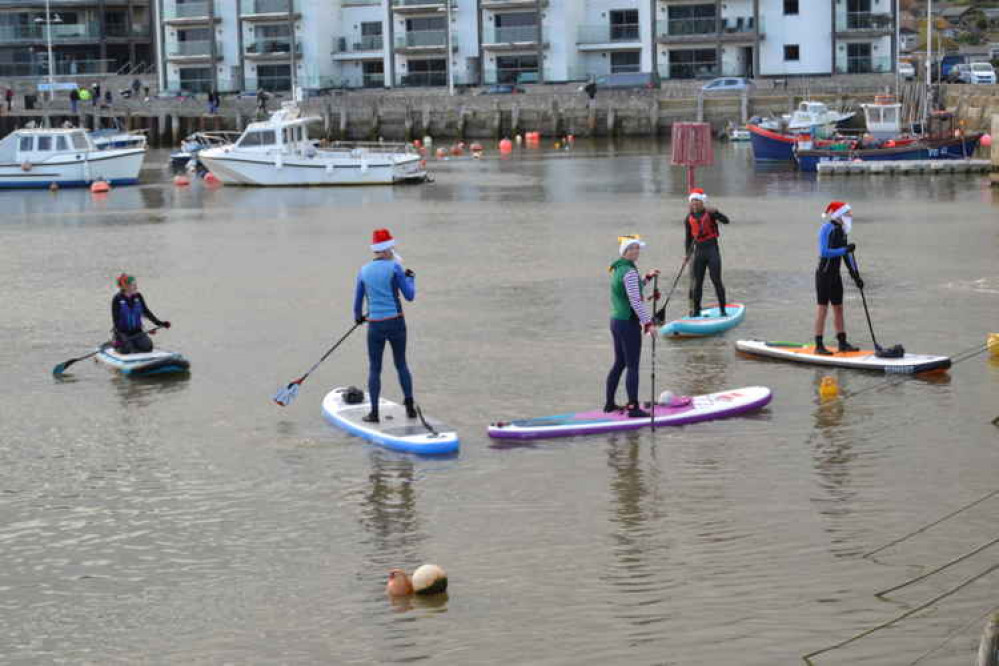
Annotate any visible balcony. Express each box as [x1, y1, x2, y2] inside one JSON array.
[[105, 22, 151, 38], [362, 72, 385, 88], [333, 35, 384, 59], [240, 0, 299, 20], [835, 12, 892, 36], [164, 1, 218, 24], [398, 71, 448, 87], [343, 0, 380, 5], [481, 24, 539, 49], [656, 16, 760, 43], [167, 39, 217, 60], [394, 29, 454, 52], [244, 39, 301, 60], [577, 23, 640, 49], [481, 0, 538, 8], [835, 56, 891, 75], [0, 58, 112, 77], [0, 22, 100, 42], [391, 0, 446, 13]]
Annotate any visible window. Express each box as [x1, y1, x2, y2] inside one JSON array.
[[55, 136, 68, 151], [179, 67, 212, 93], [18, 136, 32, 151], [37, 136, 52, 151], [71, 132, 89, 150], [609, 9, 639, 41], [667, 4, 716, 36], [406, 16, 445, 32], [359, 21, 382, 50], [496, 54, 538, 83], [256, 64, 291, 91], [403, 59, 446, 86], [362, 60, 384, 88], [784, 44, 800, 61], [783, 0, 798, 15], [611, 51, 641, 74], [669, 48, 717, 79], [238, 130, 276, 147]]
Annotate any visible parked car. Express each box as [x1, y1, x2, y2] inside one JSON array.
[[479, 84, 526, 95], [948, 63, 970, 83], [897, 61, 916, 80], [701, 77, 754, 93], [939, 54, 967, 82], [593, 72, 660, 90], [967, 62, 997, 85]]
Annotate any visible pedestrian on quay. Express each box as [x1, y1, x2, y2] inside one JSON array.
[[683, 188, 731, 318], [353, 228, 417, 424], [131, 78, 142, 98], [69, 87, 80, 114], [813, 201, 862, 355], [103, 89, 112, 108], [256, 88, 268, 115], [207, 89, 220, 114], [5, 87, 13, 111], [91, 82, 100, 107], [605, 235, 660, 418]]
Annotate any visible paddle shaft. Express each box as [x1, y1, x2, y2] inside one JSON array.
[[850, 252, 881, 349], [54, 326, 164, 374], [651, 274, 658, 432], [655, 251, 692, 322], [293, 321, 362, 385]]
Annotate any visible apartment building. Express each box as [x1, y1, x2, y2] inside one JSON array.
[[0, 0, 153, 78], [158, 0, 897, 93]]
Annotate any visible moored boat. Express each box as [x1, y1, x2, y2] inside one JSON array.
[[0, 126, 145, 188]]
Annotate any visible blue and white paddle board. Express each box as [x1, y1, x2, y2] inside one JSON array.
[[322, 387, 459, 456], [661, 303, 746, 338], [95, 345, 190, 376]]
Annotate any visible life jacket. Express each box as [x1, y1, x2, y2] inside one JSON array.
[[117, 294, 144, 332], [688, 211, 718, 244]]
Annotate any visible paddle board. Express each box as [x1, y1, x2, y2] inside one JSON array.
[[735, 340, 951, 374], [95, 345, 190, 376], [487, 386, 772, 440], [321, 387, 459, 455], [661, 302, 746, 338]]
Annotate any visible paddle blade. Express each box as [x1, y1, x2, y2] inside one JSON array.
[[272, 381, 300, 407], [52, 360, 73, 376]]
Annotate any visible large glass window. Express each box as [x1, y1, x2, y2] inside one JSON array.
[[667, 4, 715, 36], [611, 51, 640, 74], [362, 60, 384, 88], [668, 48, 716, 79], [403, 58, 446, 86], [238, 130, 276, 147], [179, 67, 212, 93], [18, 136, 32, 151], [783, 0, 798, 15], [256, 64, 291, 91], [609, 9, 639, 41], [496, 54, 538, 83], [359, 21, 382, 50], [37, 136, 53, 151]]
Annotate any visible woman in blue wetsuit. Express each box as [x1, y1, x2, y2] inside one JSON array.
[[814, 201, 862, 355], [354, 228, 416, 423], [605, 236, 660, 418], [111, 273, 171, 353]]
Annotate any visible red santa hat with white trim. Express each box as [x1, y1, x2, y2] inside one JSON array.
[[688, 188, 708, 202], [371, 228, 396, 252], [822, 201, 851, 220]]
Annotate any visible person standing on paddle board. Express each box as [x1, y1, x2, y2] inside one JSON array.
[[814, 201, 862, 355], [684, 188, 730, 318], [111, 274, 171, 354], [353, 228, 417, 423], [606, 236, 660, 418]]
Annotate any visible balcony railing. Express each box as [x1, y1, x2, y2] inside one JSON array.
[[240, 0, 295, 15], [343, 0, 380, 4], [398, 71, 447, 86], [656, 16, 759, 40], [835, 56, 891, 74], [362, 72, 385, 87], [577, 23, 639, 44], [483, 24, 538, 43], [341, 35, 383, 50], [836, 12, 892, 32], [0, 22, 100, 42], [167, 1, 212, 19], [245, 39, 300, 55], [169, 39, 213, 56], [659, 17, 716, 37], [395, 30, 448, 48], [393, 0, 445, 7], [0, 58, 113, 77]]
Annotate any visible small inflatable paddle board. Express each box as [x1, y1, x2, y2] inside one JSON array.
[[95, 345, 190, 376], [661, 303, 746, 338], [322, 387, 459, 455], [735, 340, 951, 374], [488, 386, 771, 440]]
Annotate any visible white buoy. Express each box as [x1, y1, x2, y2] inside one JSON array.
[[411, 564, 447, 595]]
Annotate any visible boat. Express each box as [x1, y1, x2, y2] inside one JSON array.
[[783, 100, 855, 131], [726, 125, 750, 142], [198, 103, 428, 186], [748, 101, 854, 161], [0, 126, 145, 188], [90, 120, 148, 151], [95, 345, 190, 376], [735, 340, 951, 374], [747, 122, 798, 161], [170, 131, 240, 170]]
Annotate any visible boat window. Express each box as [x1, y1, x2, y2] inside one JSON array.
[[71, 132, 89, 150], [37, 136, 53, 151], [239, 130, 276, 147], [55, 136, 69, 151], [884, 107, 897, 124], [18, 136, 33, 152]]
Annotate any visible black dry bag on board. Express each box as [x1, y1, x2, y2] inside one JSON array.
[[343, 386, 364, 404]]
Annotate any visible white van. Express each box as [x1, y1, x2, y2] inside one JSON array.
[[968, 62, 997, 85]]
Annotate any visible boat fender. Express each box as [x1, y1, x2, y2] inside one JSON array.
[[21, 162, 31, 172], [343, 386, 364, 405]]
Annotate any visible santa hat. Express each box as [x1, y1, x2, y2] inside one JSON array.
[[618, 234, 646, 256], [371, 228, 396, 252], [822, 201, 851, 220], [688, 188, 707, 202]]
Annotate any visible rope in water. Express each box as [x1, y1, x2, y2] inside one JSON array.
[[801, 562, 999, 664], [875, 533, 999, 597], [840, 341, 990, 401], [907, 605, 999, 665]]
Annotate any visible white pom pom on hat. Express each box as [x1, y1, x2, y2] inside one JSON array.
[[822, 201, 851, 220], [618, 234, 646, 256], [688, 188, 708, 202]]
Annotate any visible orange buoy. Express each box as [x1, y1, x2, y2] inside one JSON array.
[[413, 139, 422, 148], [499, 138, 513, 153], [450, 145, 463, 156], [981, 134, 993, 148], [203, 171, 221, 186], [819, 376, 839, 400], [470, 142, 484, 152], [566, 134, 575, 144], [90, 180, 110, 193], [435, 147, 446, 159], [173, 175, 190, 187]]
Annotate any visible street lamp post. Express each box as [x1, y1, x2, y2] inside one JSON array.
[[438, 2, 454, 96], [34, 0, 61, 102]]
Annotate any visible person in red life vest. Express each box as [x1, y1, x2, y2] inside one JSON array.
[[814, 201, 862, 355], [111, 274, 171, 353], [684, 188, 730, 318]]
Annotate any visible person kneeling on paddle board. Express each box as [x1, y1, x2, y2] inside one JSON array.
[[684, 188, 730, 318], [354, 228, 416, 423], [606, 236, 660, 418], [814, 201, 862, 355], [111, 273, 171, 354]]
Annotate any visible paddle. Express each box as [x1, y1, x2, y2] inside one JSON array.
[[272, 321, 362, 407], [653, 251, 692, 325], [650, 274, 659, 432], [52, 326, 164, 376], [850, 251, 904, 359]]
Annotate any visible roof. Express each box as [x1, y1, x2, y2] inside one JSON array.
[[939, 7, 971, 19]]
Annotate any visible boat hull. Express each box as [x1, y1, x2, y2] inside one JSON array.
[[0, 148, 144, 188], [200, 151, 426, 186], [796, 135, 982, 172], [747, 124, 796, 161]]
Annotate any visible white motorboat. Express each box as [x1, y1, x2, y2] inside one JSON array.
[[0, 126, 145, 188], [170, 131, 240, 170], [860, 94, 903, 141], [783, 101, 855, 131], [198, 104, 427, 187], [90, 120, 148, 151]]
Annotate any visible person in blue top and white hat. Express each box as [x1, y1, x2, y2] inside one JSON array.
[[353, 228, 417, 423]]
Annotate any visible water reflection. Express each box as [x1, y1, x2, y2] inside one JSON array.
[[111, 372, 190, 409], [359, 451, 422, 559]]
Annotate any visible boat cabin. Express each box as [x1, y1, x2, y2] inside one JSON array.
[[0, 128, 93, 163], [861, 100, 901, 141]]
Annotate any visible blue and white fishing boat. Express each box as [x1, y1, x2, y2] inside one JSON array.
[[0, 126, 145, 188]]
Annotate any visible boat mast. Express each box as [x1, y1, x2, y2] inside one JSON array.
[[288, 0, 298, 102], [924, 0, 932, 135]]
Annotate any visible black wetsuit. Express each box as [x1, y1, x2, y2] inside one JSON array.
[[685, 209, 730, 316], [815, 221, 858, 306], [111, 292, 164, 353]]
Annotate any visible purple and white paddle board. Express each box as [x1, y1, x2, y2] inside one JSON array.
[[487, 386, 772, 440]]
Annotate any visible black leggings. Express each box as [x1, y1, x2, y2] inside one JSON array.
[[606, 318, 642, 406], [689, 242, 726, 315], [115, 331, 153, 354]]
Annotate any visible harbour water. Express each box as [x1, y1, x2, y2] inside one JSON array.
[[2, 141, 997, 664]]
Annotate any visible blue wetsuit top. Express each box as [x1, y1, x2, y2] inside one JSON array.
[[817, 221, 857, 275], [111, 292, 163, 334], [354, 258, 416, 322]]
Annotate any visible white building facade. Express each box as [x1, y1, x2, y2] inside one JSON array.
[[158, 0, 897, 93]]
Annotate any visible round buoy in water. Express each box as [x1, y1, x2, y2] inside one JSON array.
[[435, 147, 446, 159], [173, 175, 190, 187], [48, 182, 59, 192], [499, 139, 513, 153], [982, 134, 993, 148], [412, 564, 447, 595], [422, 135, 433, 148], [470, 143, 484, 152], [819, 376, 839, 400], [385, 569, 413, 597], [204, 172, 221, 186], [450, 145, 463, 157], [413, 139, 422, 149], [90, 180, 110, 193], [988, 333, 999, 358]]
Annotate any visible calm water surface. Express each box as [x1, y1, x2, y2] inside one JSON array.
[[1, 142, 998, 664]]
